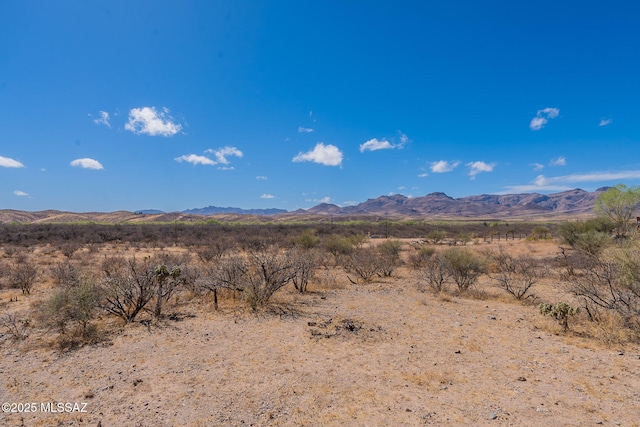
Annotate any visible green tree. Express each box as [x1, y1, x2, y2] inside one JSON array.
[[594, 184, 640, 237]]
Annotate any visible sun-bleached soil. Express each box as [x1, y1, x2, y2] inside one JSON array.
[[1, 240, 640, 426]]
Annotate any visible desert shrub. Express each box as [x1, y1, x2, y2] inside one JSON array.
[[198, 254, 247, 310], [152, 265, 182, 318], [290, 248, 322, 293], [8, 262, 38, 294], [244, 246, 296, 310], [342, 247, 381, 284], [420, 252, 450, 293], [568, 246, 640, 333], [490, 251, 546, 300], [323, 235, 354, 260], [558, 217, 615, 248], [50, 261, 81, 288], [347, 233, 368, 249], [100, 256, 157, 322], [377, 240, 403, 277], [426, 230, 446, 244], [408, 246, 436, 270], [295, 229, 321, 249], [441, 247, 485, 293], [42, 279, 102, 345], [195, 237, 233, 263], [0, 313, 30, 341], [539, 302, 579, 332], [59, 242, 82, 259], [530, 225, 551, 240]]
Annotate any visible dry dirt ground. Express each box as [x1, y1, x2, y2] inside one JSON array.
[[1, 240, 640, 426]]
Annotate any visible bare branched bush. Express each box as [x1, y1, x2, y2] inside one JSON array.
[[50, 261, 81, 288], [408, 246, 436, 270], [8, 262, 38, 294], [420, 253, 450, 293], [569, 247, 640, 332], [342, 247, 381, 284], [441, 247, 485, 293], [100, 257, 157, 322], [377, 240, 403, 277], [0, 313, 30, 341], [290, 248, 322, 293], [244, 246, 296, 310], [490, 251, 546, 300]]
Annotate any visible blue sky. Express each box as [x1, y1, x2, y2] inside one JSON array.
[[2, 1, 640, 212]]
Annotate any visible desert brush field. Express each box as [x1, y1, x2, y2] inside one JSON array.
[[0, 222, 639, 426]]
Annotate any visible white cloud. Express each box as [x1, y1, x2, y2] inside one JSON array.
[[540, 107, 560, 119], [430, 160, 460, 173], [530, 107, 560, 130], [298, 126, 314, 133], [256, 176, 268, 180], [205, 146, 243, 164], [532, 163, 544, 171], [260, 194, 275, 199], [398, 132, 409, 145], [14, 190, 29, 197], [418, 173, 429, 178], [316, 196, 331, 204], [125, 106, 182, 136], [503, 169, 640, 193], [359, 138, 394, 152], [599, 118, 612, 127], [0, 156, 25, 168], [293, 142, 343, 166], [550, 156, 566, 166], [174, 154, 216, 166], [70, 158, 104, 170], [466, 161, 495, 179], [92, 111, 111, 127]]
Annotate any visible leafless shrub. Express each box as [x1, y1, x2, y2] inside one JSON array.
[[59, 242, 82, 259], [50, 261, 81, 288], [0, 313, 29, 341], [199, 254, 248, 310], [420, 253, 450, 293], [100, 256, 157, 322], [290, 248, 322, 293], [408, 246, 436, 270], [342, 247, 381, 284], [489, 251, 546, 300], [377, 240, 403, 277], [8, 262, 38, 294], [243, 246, 296, 310], [569, 247, 640, 332]]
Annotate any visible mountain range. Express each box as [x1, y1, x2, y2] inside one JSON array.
[[0, 188, 608, 224]]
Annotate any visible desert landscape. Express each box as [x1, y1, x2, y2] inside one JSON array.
[[0, 216, 639, 427]]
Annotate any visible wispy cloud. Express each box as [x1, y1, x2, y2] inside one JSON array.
[[503, 169, 640, 193], [549, 156, 566, 166], [417, 173, 429, 178], [174, 154, 216, 166], [530, 107, 560, 131], [360, 132, 409, 153], [256, 176, 268, 180], [599, 118, 612, 127], [532, 163, 544, 171], [70, 158, 104, 170], [466, 161, 495, 179], [293, 142, 343, 166], [430, 160, 460, 173], [298, 126, 314, 133], [306, 196, 332, 204], [92, 111, 111, 128], [260, 194, 275, 199], [205, 146, 243, 164], [0, 156, 25, 168], [14, 190, 29, 197], [360, 138, 394, 152], [125, 106, 182, 136]]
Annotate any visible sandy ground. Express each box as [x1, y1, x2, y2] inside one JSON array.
[[1, 240, 640, 426]]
